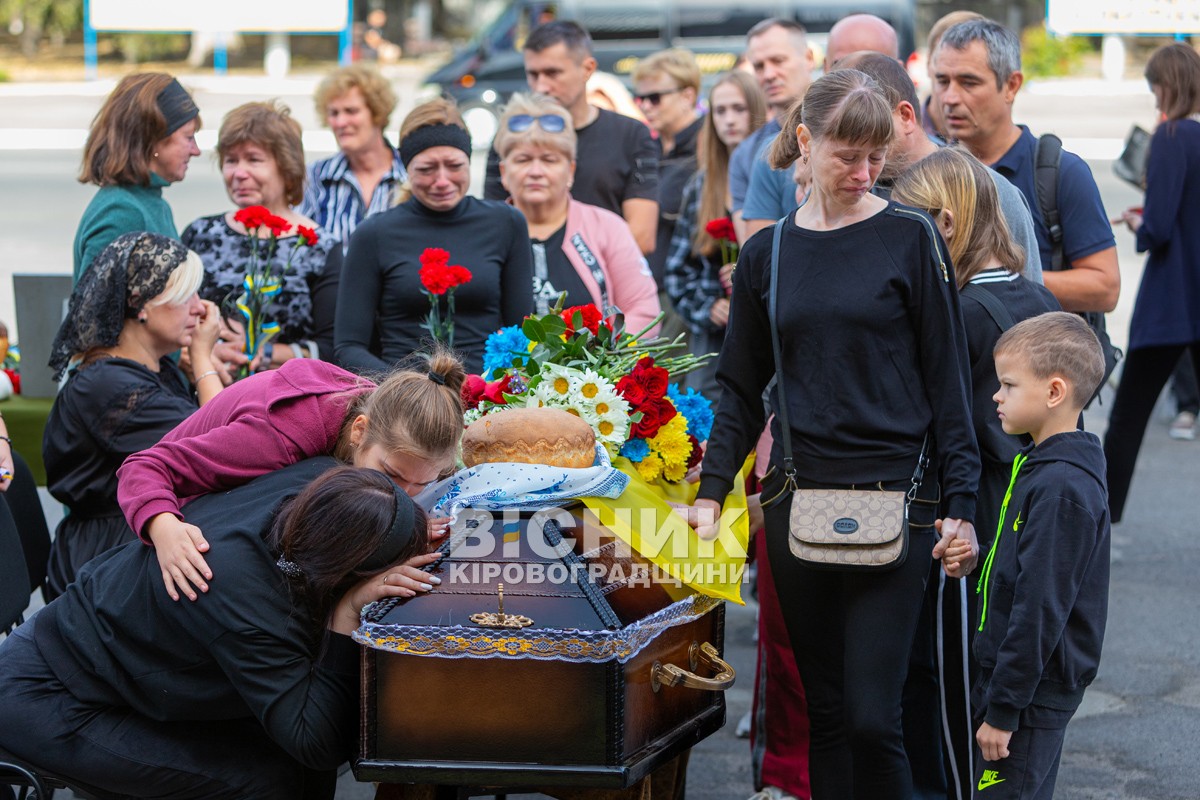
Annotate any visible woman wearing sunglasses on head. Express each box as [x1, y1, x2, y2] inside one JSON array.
[[334, 99, 533, 375], [496, 93, 661, 334]]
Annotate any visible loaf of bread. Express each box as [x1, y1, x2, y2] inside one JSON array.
[[463, 407, 596, 469]]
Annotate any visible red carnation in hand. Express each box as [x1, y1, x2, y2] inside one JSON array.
[[420, 247, 450, 269], [461, 374, 486, 410], [705, 217, 736, 242], [561, 304, 604, 335], [265, 215, 292, 236], [297, 225, 319, 246], [483, 375, 513, 405], [616, 375, 648, 407], [420, 264, 453, 295], [234, 205, 271, 230], [448, 265, 473, 286]]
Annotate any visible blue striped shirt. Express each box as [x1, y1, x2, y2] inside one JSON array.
[[299, 141, 407, 249]]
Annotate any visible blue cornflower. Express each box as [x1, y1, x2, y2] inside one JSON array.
[[482, 326, 531, 380], [667, 384, 714, 441], [620, 437, 650, 462]]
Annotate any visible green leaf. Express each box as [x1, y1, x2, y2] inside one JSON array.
[[522, 317, 547, 342], [541, 314, 566, 337]]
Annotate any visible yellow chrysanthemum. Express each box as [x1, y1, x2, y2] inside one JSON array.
[[635, 452, 664, 482], [650, 414, 692, 466], [663, 460, 688, 482]]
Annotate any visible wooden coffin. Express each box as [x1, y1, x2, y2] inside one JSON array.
[[355, 506, 732, 789]]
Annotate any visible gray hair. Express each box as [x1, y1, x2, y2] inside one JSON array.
[[938, 19, 1022, 89]]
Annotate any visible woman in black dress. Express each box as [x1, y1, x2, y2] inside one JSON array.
[[335, 98, 533, 375], [43, 232, 222, 598]]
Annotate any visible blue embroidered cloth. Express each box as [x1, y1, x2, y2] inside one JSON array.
[[418, 444, 629, 518]]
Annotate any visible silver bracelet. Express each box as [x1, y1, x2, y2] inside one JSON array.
[[195, 369, 220, 382], [289, 342, 305, 360]]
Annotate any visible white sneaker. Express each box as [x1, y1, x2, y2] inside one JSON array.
[[747, 787, 800, 800], [1169, 411, 1197, 441], [735, 709, 752, 738]]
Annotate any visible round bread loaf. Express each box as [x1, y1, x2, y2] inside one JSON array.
[[463, 407, 596, 469]]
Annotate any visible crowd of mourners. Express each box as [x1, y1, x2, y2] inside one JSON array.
[[0, 9, 1198, 800]]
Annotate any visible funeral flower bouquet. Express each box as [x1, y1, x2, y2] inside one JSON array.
[[231, 205, 318, 378], [462, 300, 714, 483]]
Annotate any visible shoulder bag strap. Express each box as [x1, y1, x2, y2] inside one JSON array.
[[960, 283, 1017, 333], [768, 214, 932, 493], [767, 216, 798, 490]]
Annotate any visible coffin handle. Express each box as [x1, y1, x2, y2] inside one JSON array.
[[651, 642, 735, 693]]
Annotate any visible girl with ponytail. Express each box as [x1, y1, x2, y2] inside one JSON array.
[[118, 348, 466, 601]]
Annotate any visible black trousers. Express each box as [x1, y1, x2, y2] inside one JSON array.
[[1170, 349, 1199, 414], [0, 615, 336, 800], [763, 475, 939, 800], [1103, 343, 1200, 522]]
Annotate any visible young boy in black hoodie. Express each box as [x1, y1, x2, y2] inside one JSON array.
[[943, 311, 1111, 799]]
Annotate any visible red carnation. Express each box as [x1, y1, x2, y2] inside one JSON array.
[[483, 375, 512, 405], [562, 304, 604, 335], [420, 264, 453, 295], [705, 217, 736, 242], [263, 214, 292, 237], [615, 375, 648, 407], [297, 225, 319, 247], [461, 374, 486, 410], [448, 265, 473, 287], [420, 247, 450, 269], [234, 205, 271, 230]]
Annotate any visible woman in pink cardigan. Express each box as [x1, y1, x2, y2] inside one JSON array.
[[117, 350, 465, 601], [496, 92, 661, 334]]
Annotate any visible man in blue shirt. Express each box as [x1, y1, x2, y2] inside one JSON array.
[[728, 18, 813, 241], [933, 19, 1119, 313], [741, 15, 900, 238]]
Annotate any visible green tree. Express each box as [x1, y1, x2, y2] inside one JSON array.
[[1, 0, 83, 56]]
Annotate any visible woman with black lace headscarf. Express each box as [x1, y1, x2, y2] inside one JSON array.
[[44, 232, 222, 599]]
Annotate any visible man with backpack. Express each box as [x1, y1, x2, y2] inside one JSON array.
[[932, 19, 1121, 386]]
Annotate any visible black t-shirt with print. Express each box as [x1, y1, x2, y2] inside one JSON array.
[[531, 225, 592, 313]]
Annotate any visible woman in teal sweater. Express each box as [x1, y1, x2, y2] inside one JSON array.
[[73, 73, 201, 281]]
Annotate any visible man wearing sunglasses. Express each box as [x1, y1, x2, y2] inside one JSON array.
[[484, 21, 660, 258]]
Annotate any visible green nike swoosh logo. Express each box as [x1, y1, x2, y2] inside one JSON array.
[[978, 775, 1007, 790]]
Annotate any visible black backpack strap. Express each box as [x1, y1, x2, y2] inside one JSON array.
[[960, 283, 1017, 333], [1034, 133, 1065, 271]]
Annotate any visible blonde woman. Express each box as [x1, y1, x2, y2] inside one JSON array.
[[302, 63, 404, 246], [45, 232, 221, 598], [495, 92, 661, 334]]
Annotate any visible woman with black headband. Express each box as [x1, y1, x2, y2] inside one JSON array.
[[74, 73, 201, 281], [0, 462, 435, 798], [334, 98, 534, 374], [43, 231, 222, 600]]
